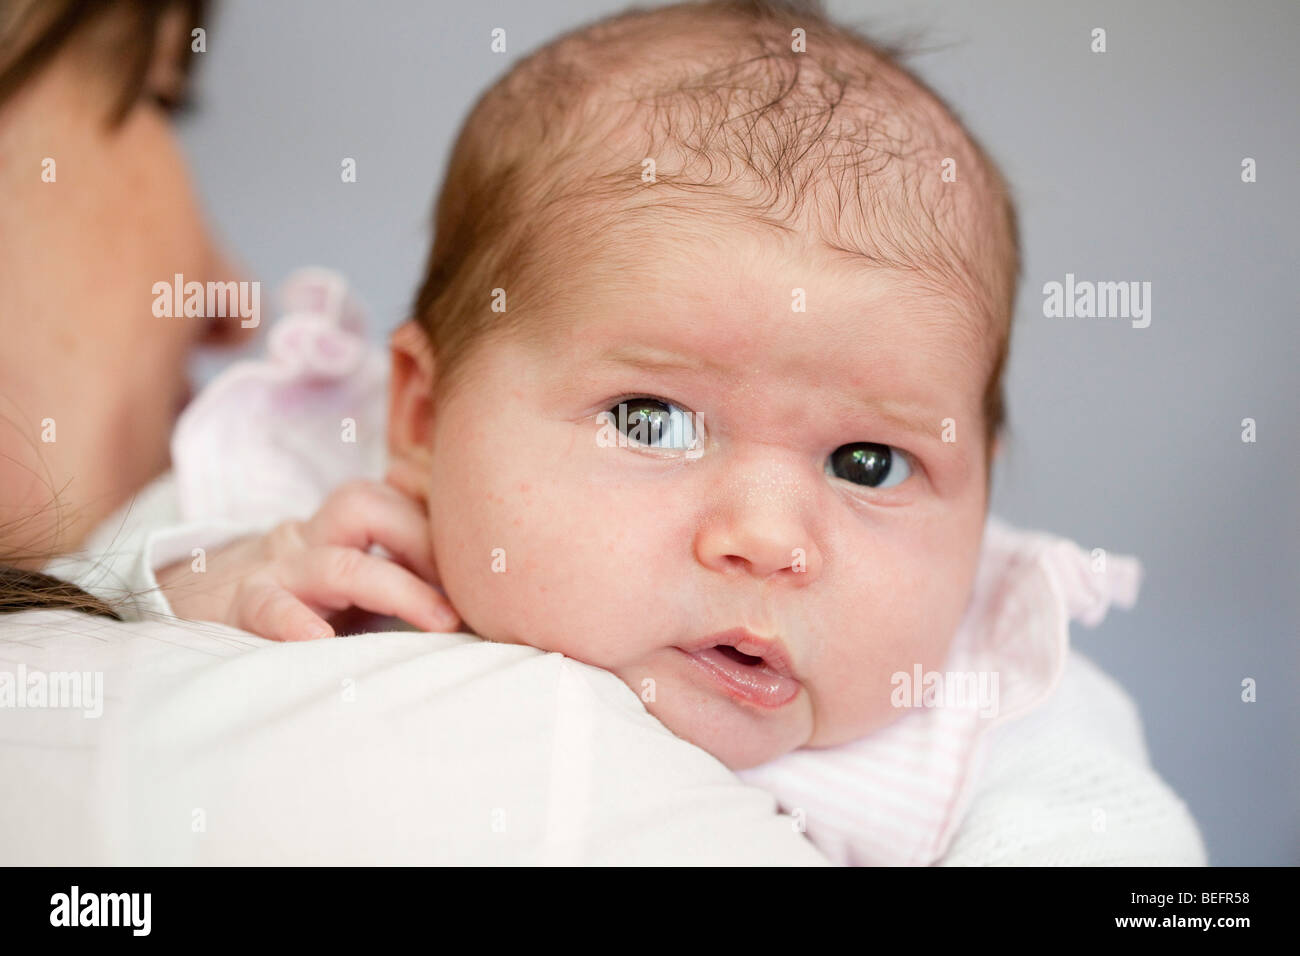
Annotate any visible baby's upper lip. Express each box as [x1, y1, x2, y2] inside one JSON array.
[[678, 627, 798, 679]]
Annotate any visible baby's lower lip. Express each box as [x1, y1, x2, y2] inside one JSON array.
[[676, 646, 801, 709]]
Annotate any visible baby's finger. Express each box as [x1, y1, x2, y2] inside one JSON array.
[[285, 547, 461, 633], [300, 480, 441, 585], [234, 580, 335, 643]]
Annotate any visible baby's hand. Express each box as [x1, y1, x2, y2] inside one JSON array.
[[156, 480, 460, 641]]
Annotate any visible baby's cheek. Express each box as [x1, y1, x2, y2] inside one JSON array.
[[427, 472, 548, 646], [426, 458, 659, 667], [811, 536, 980, 746]]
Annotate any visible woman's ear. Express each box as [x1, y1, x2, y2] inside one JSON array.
[[386, 321, 437, 506]]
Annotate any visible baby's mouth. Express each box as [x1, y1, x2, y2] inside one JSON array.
[[676, 630, 801, 709], [715, 644, 765, 667]]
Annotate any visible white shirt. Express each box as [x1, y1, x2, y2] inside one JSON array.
[[0, 610, 829, 865]]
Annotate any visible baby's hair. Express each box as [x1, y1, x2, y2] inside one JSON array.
[[411, 0, 1019, 455]]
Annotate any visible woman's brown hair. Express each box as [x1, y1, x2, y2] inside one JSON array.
[[0, 0, 209, 121]]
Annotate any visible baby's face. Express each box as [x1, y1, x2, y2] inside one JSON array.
[[418, 227, 992, 770]]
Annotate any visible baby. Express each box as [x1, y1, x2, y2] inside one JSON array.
[[123, 0, 1203, 863]]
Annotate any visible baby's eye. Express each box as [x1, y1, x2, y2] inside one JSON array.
[[608, 398, 699, 450], [826, 442, 911, 489]]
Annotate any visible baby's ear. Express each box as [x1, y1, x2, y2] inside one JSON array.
[[386, 322, 438, 504]]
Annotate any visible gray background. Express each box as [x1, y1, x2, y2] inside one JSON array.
[[179, 0, 1299, 865]]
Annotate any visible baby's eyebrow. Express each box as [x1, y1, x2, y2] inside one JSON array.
[[594, 344, 730, 376], [851, 398, 942, 441]]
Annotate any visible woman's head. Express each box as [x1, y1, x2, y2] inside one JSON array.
[[388, 0, 1020, 768], [0, 0, 247, 561]]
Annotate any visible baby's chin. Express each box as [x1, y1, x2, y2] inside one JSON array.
[[657, 708, 804, 771]]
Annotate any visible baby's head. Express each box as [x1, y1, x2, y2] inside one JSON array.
[[387, 0, 1019, 769]]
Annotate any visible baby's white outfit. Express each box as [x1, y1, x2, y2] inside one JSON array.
[[48, 269, 1207, 866]]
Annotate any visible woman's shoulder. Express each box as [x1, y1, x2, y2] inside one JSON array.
[[0, 614, 827, 865]]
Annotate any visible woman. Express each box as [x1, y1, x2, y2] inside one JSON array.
[[0, 0, 248, 575], [0, 1, 829, 865]]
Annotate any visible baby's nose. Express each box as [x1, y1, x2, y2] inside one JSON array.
[[693, 459, 823, 582]]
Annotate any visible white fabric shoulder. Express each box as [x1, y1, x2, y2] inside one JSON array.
[[0, 610, 827, 866], [937, 649, 1207, 866]]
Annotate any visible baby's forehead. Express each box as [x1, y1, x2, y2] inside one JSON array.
[[535, 222, 993, 393]]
